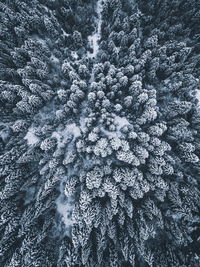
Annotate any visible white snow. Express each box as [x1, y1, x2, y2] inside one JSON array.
[[115, 116, 130, 130], [31, 34, 47, 46], [0, 129, 9, 141], [0, 122, 10, 141], [101, 115, 130, 139], [61, 29, 70, 37], [24, 128, 40, 145], [87, 0, 104, 58], [52, 123, 81, 148], [71, 51, 79, 59], [79, 116, 88, 133], [101, 127, 117, 138], [67, 123, 81, 138], [115, 46, 120, 53], [50, 54, 60, 63], [56, 194, 74, 236], [88, 33, 100, 59], [35, 102, 57, 122], [196, 89, 200, 106], [24, 186, 36, 205]]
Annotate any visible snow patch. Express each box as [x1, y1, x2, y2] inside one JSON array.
[[24, 186, 36, 205], [52, 123, 81, 148], [24, 128, 40, 145], [100, 116, 130, 139], [68, 123, 81, 138], [34, 102, 56, 123], [87, 0, 104, 58], [71, 51, 78, 59], [50, 54, 60, 63], [62, 29, 70, 37], [101, 127, 117, 138], [31, 35, 47, 46], [56, 194, 74, 237], [79, 116, 88, 133], [115, 116, 130, 130], [0, 122, 10, 141], [115, 46, 120, 53], [196, 89, 200, 106], [88, 33, 100, 59]]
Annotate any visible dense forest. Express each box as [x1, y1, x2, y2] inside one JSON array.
[[0, 0, 200, 266]]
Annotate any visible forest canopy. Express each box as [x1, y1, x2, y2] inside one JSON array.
[[0, 0, 200, 266]]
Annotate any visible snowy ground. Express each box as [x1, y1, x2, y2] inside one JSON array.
[[196, 89, 200, 106], [0, 121, 11, 142], [24, 127, 40, 146], [87, 0, 104, 59], [51, 123, 81, 148], [56, 194, 74, 236]]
